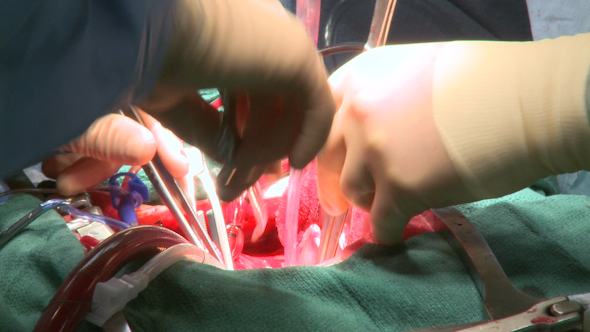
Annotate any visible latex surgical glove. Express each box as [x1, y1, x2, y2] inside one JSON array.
[[42, 110, 189, 196], [137, 0, 335, 201], [317, 34, 590, 246]]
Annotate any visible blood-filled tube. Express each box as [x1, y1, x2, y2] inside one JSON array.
[[33, 226, 188, 332]]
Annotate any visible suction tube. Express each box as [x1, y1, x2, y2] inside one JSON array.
[[33, 226, 188, 332]]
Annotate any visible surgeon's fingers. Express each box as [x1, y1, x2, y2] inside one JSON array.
[[326, 65, 348, 109], [258, 0, 289, 16], [316, 110, 349, 216], [55, 157, 122, 195], [41, 153, 84, 179], [138, 109, 189, 178], [369, 186, 410, 246], [288, 63, 337, 169], [315, 60, 355, 214], [233, 92, 300, 169], [339, 142, 375, 212], [149, 91, 223, 160], [61, 114, 157, 166], [47, 110, 191, 194]]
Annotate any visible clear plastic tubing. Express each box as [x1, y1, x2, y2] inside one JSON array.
[[0, 185, 129, 199], [287, 0, 319, 267], [129, 243, 224, 281], [284, 167, 303, 266], [0, 198, 66, 249], [89, 244, 224, 326], [296, 0, 321, 45], [58, 205, 131, 229], [248, 183, 268, 243], [198, 170, 233, 270], [33, 226, 188, 332], [0, 198, 130, 250]]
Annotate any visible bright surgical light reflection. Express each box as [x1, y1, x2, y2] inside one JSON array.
[[262, 176, 290, 199]]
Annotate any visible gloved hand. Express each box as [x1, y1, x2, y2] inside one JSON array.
[[138, 0, 335, 201], [317, 34, 590, 246], [42, 111, 189, 196]]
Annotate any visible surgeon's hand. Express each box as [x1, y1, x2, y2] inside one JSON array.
[[42, 111, 189, 196], [138, 0, 335, 201], [317, 44, 468, 246], [318, 35, 590, 246]]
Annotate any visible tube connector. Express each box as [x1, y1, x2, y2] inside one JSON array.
[[86, 273, 149, 327], [109, 172, 149, 225]]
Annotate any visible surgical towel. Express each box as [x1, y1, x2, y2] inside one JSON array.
[[0, 194, 85, 332], [2, 177, 590, 331]]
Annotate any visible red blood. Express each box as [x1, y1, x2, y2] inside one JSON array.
[[530, 317, 557, 324], [135, 204, 180, 232], [89, 164, 458, 266], [403, 210, 448, 241], [89, 191, 119, 219]]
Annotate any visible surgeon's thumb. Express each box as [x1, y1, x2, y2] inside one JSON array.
[[62, 114, 157, 166]]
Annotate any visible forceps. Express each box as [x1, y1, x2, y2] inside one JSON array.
[[119, 106, 232, 269], [185, 146, 234, 269]]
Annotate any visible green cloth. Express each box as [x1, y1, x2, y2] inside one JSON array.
[[0, 195, 85, 331], [2, 179, 590, 331]]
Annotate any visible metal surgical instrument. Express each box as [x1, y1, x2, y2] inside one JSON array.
[[435, 207, 542, 320], [119, 106, 230, 269], [403, 207, 590, 332], [185, 146, 234, 270]]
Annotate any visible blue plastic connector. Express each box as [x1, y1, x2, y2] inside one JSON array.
[[109, 172, 150, 225]]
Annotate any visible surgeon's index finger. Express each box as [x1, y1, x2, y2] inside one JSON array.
[[62, 114, 157, 166], [289, 86, 336, 169], [147, 92, 223, 159], [315, 68, 353, 215], [232, 92, 296, 169], [137, 110, 190, 178], [369, 185, 410, 246], [56, 157, 123, 196], [316, 107, 350, 216]]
